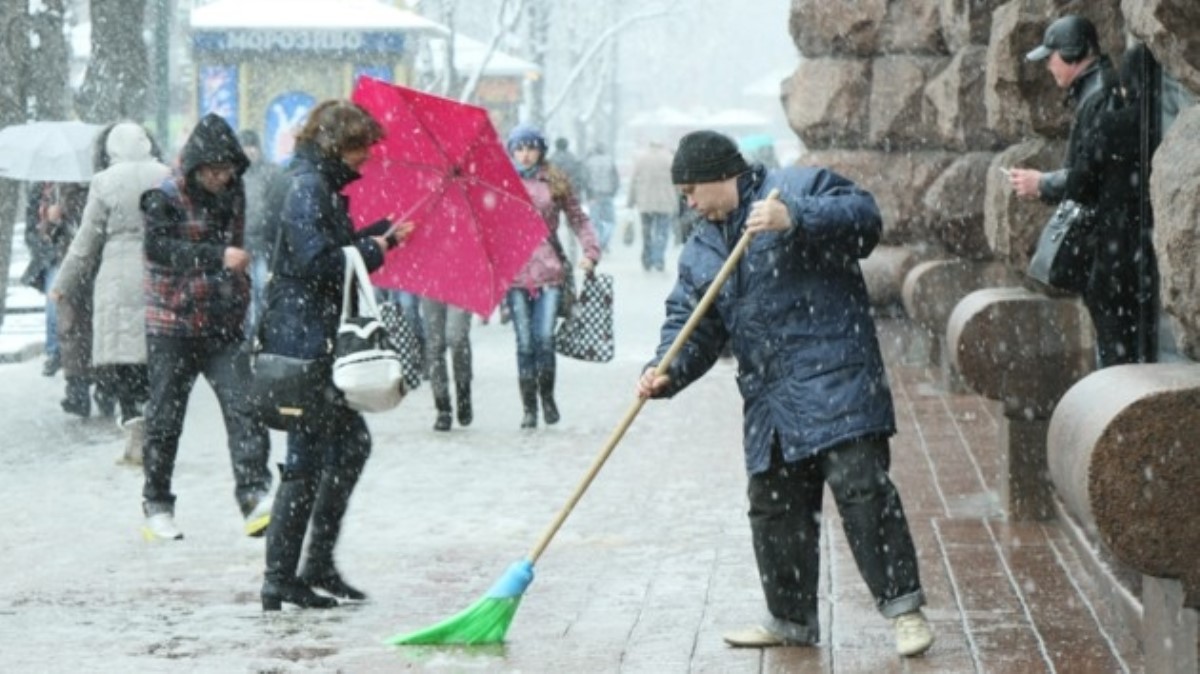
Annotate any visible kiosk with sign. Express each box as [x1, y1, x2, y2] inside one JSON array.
[[190, 0, 447, 163]]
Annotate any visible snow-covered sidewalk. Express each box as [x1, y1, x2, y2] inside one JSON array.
[[2, 226, 48, 363]]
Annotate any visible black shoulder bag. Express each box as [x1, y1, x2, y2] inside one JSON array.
[[235, 227, 332, 431], [1027, 200, 1096, 293]]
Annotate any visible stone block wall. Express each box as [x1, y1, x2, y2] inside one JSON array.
[[784, 0, 1200, 359]]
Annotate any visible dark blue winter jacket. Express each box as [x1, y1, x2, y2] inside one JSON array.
[[260, 142, 388, 361], [649, 165, 896, 475]]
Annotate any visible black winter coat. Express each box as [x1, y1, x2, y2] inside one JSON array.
[[261, 142, 388, 361]]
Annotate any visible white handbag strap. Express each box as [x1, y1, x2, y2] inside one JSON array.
[[341, 246, 382, 321]]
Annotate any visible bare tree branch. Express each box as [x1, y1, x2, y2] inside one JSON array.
[[543, 2, 674, 123], [458, 0, 526, 104]]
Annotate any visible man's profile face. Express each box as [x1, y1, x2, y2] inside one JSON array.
[[678, 179, 739, 222], [1047, 51, 1079, 89]]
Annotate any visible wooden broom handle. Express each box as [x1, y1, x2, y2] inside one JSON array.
[[528, 188, 779, 563]]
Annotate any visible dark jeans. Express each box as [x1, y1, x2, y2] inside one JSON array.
[[142, 336, 271, 515], [747, 435, 924, 641], [419, 298, 472, 400], [284, 400, 371, 480]]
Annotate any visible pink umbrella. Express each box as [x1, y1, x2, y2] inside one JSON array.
[[346, 77, 546, 317]]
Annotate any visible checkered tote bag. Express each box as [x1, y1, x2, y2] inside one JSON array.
[[378, 300, 424, 392], [555, 272, 614, 362]]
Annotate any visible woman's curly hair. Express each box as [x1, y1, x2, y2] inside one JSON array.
[[295, 100, 384, 158]]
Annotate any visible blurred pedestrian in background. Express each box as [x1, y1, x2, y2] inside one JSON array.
[[628, 140, 677, 268], [420, 297, 472, 432], [21, 181, 78, 377], [583, 143, 620, 252], [35, 182, 90, 412], [238, 129, 287, 335], [549, 136, 587, 264]]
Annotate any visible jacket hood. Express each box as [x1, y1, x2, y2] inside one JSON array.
[[105, 123, 155, 166], [180, 113, 250, 179]]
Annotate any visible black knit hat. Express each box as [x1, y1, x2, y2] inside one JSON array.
[[671, 130, 749, 184]]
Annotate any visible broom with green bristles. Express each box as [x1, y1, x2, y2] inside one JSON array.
[[388, 190, 780, 647]]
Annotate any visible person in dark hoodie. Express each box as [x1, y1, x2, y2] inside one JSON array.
[[257, 100, 411, 611], [138, 113, 273, 542]]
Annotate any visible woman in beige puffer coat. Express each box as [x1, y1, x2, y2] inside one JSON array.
[[54, 122, 171, 434]]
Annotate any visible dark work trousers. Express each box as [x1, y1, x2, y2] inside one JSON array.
[[142, 336, 271, 516], [419, 298, 472, 400], [747, 435, 924, 641]]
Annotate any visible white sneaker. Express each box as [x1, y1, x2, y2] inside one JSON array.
[[142, 512, 184, 541], [894, 610, 934, 657], [243, 496, 272, 538]]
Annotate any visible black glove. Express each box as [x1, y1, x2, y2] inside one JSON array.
[[360, 217, 393, 237]]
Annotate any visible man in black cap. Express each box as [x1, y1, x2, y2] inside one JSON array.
[[635, 130, 934, 657], [1008, 14, 1116, 202]]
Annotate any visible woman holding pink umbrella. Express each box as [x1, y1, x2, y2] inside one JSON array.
[[505, 124, 601, 429]]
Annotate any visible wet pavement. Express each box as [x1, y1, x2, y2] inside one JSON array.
[[0, 238, 1142, 673]]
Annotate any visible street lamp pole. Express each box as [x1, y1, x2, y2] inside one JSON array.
[[154, 0, 171, 152]]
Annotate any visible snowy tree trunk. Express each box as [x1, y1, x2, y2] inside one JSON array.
[[76, 0, 150, 123], [28, 0, 70, 120], [525, 0, 549, 126], [0, 0, 31, 330]]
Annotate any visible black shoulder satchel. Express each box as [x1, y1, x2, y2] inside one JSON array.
[[235, 227, 332, 431], [1027, 199, 1096, 293]]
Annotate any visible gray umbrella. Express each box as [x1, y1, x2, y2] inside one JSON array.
[[0, 120, 103, 183]]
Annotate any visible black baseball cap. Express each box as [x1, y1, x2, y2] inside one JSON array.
[[1026, 15, 1099, 62]]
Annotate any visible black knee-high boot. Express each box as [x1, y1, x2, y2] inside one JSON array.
[[455, 380, 472, 426], [298, 465, 367, 600], [433, 393, 452, 431], [261, 470, 337, 610], [61, 376, 91, 417], [538, 369, 559, 425], [519, 376, 538, 429]]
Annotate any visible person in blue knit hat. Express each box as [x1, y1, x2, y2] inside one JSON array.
[[504, 123, 601, 429]]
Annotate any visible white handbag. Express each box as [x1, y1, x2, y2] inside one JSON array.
[[332, 246, 405, 413]]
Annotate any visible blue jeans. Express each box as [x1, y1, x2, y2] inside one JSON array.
[[419, 297, 472, 399], [506, 286, 560, 380], [44, 265, 59, 359], [588, 196, 616, 251], [641, 213, 672, 271]]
